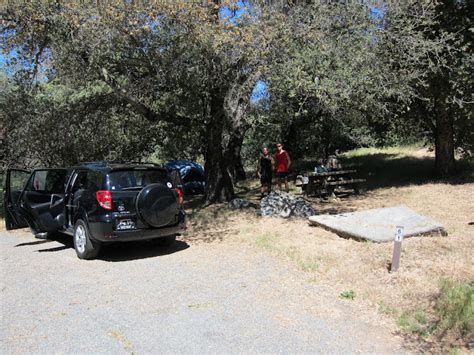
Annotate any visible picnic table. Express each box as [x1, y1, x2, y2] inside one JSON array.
[[297, 169, 365, 197]]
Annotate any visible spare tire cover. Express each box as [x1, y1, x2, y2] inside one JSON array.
[[136, 183, 178, 227]]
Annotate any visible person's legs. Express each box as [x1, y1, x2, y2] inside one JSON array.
[[277, 173, 283, 191], [261, 177, 271, 197], [277, 172, 289, 192]]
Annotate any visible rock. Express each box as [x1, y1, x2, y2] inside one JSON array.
[[260, 191, 315, 218], [229, 198, 250, 210], [308, 206, 447, 242]]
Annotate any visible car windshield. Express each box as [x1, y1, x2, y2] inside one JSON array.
[[107, 169, 170, 191]]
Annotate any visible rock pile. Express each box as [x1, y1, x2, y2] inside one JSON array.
[[260, 191, 315, 218], [228, 198, 251, 210]]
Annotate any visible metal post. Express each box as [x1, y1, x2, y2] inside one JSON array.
[[390, 226, 404, 273]]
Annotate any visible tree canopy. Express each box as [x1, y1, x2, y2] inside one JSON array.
[[1, 0, 472, 202]]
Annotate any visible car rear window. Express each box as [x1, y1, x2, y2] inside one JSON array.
[[107, 169, 171, 191]]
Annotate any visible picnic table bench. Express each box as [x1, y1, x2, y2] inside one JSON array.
[[296, 169, 365, 197]]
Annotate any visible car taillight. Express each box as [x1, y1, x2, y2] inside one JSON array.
[[96, 190, 112, 210], [175, 188, 184, 206]]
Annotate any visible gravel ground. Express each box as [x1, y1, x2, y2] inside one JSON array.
[[1, 230, 404, 354]]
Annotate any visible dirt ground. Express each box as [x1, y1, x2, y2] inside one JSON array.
[[185, 147, 474, 352], [1, 229, 405, 354], [1, 146, 472, 352]]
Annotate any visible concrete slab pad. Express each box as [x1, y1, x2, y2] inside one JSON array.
[[308, 206, 446, 242]]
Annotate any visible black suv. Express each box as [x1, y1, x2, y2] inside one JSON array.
[[4, 162, 186, 259]]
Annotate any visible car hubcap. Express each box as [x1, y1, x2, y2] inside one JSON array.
[[75, 225, 86, 254]]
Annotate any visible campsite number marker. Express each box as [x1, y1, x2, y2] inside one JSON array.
[[390, 226, 404, 273]]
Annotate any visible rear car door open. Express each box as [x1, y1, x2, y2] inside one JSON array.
[[4, 169, 31, 230]]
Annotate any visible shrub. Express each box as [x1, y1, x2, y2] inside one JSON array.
[[397, 308, 433, 337], [339, 290, 355, 300], [435, 279, 474, 337]]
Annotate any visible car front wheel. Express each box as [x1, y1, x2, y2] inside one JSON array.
[[73, 219, 100, 260]]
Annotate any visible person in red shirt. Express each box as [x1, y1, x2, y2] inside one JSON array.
[[275, 143, 291, 193]]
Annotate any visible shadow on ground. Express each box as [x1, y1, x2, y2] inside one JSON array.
[[19, 232, 190, 262], [99, 240, 190, 262], [294, 153, 473, 192], [397, 332, 442, 353], [15, 239, 55, 247], [183, 193, 261, 244]]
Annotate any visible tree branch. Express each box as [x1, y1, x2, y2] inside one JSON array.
[[101, 67, 161, 122]]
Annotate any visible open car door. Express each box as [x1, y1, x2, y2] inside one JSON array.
[[19, 169, 69, 233], [4, 169, 31, 230]]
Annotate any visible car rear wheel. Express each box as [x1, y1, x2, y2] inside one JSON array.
[[73, 219, 100, 260]]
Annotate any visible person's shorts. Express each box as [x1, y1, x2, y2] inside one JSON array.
[[260, 175, 272, 184], [276, 172, 288, 179]]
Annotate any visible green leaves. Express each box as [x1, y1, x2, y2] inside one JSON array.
[[340, 290, 356, 300], [1, 0, 471, 174]]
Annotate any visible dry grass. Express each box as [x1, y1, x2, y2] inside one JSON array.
[[184, 146, 474, 351]]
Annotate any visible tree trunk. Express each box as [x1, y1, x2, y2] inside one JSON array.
[[434, 97, 455, 175], [226, 130, 247, 181], [322, 119, 332, 160], [282, 119, 296, 156], [223, 72, 259, 182], [224, 96, 248, 182], [204, 91, 235, 204]]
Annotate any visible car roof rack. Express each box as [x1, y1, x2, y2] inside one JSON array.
[[78, 161, 161, 166]]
